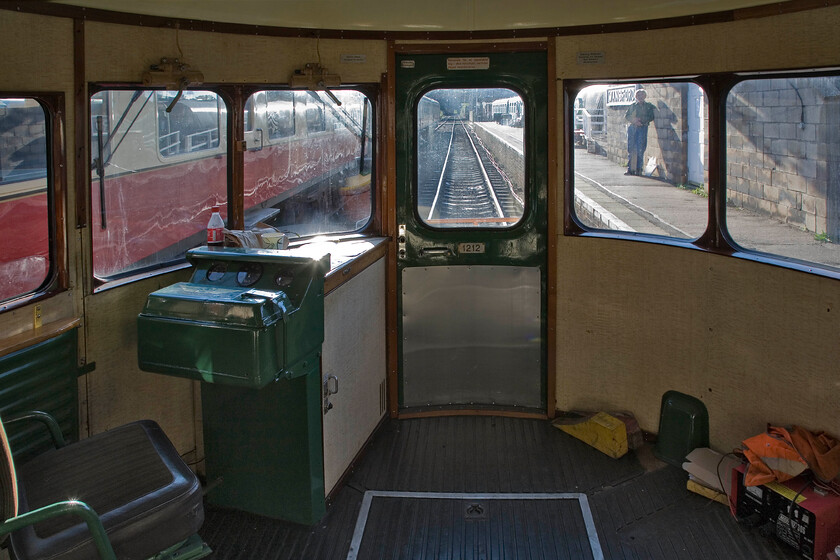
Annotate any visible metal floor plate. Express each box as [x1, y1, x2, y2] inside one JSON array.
[[348, 491, 602, 560]]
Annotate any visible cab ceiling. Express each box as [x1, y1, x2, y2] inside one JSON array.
[[49, 0, 791, 32]]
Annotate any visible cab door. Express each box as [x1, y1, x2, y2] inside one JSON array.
[[394, 48, 549, 414]]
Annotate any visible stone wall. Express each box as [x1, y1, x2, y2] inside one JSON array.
[[473, 124, 525, 201], [583, 78, 839, 239], [726, 77, 840, 239], [601, 84, 689, 185]]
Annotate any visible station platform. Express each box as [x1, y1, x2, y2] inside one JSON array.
[[477, 122, 840, 270], [573, 148, 840, 269]]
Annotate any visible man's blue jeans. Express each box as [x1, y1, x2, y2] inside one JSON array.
[[627, 124, 649, 174]]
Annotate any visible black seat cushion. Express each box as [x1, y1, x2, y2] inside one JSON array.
[[10, 420, 203, 560]]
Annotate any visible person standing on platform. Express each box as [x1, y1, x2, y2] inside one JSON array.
[[624, 89, 656, 176]]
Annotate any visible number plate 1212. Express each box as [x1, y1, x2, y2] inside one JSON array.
[[458, 242, 485, 254]]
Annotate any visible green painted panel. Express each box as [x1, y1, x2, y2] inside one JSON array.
[[0, 329, 79, 463], [201, 364, 325, 525], [394, 51, 549, 411]]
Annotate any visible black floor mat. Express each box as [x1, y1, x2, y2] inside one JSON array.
[[199, 416, 800, 559]]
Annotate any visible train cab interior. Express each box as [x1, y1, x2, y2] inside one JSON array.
[[0, 0, 838, 558]]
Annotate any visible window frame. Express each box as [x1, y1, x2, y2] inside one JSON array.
[[87, 85, 231, 288], [565, 71, 840, 281], [0, 92, 67, 312], [86, 82, 380, 292], [155, 90, 226, 159], [413, 85, 530, 232]]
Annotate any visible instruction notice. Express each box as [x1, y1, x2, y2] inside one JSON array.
[[447, 57, 490, 70], [577, 51, 606, 65], [340, 54, 367, 64]]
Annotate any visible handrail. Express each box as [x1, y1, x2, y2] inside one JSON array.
[[0, 501, 116, 560], [4, 411, 66, 448]]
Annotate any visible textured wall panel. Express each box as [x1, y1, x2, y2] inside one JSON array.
[[322, 258, 387, 494]]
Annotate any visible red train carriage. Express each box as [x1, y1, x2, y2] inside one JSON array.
[[89, 89, 371, 280], [0, 98, 50, 302]]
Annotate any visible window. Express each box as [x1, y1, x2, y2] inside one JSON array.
[[245, 91, 295, 143], [568, 73, 840, 277], [417, 88, 525, 229], [571, 82, 708, 239], [90, 89, 228, 281], [303, 94, 327, 134], [0, 97, 51, 303], [243, 89, 373, 236], [157, 91, 223, 157], [725, 76, 840, 271]]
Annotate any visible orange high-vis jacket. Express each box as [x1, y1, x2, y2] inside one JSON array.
[[742, 425, 840, 487]]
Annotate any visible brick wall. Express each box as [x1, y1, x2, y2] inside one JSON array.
[[602, 84, 689, 185], [585, 78, 838, 240], [726, 77, 840, 239]]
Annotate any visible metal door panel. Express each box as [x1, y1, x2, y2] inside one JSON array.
[[402, 265, 541, 408], [395, 49, 548, 413]]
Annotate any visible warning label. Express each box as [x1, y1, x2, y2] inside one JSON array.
[[446, 57, 490, 70]]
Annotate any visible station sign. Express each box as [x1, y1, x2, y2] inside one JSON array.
[[607, 85, 637, 106]]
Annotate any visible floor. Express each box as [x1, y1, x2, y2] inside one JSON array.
[[199, 416, 799, 559]]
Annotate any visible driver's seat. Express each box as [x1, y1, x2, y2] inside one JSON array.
[[0, 412, 209, 560]]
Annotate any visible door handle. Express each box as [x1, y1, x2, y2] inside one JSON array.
[[419, 247, 452, 257], [323, 374, 339, 414]]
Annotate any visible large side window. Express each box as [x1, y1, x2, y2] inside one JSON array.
[[725, 76, 840, 271], [568, 75, 840, 276], [90, 89, 227, 282], [571, 82, 709, 239], [243, 89, 373, 236], [0, 97, 51, 303]]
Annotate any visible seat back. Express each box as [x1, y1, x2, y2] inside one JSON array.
[[0, 416, 19, 526]]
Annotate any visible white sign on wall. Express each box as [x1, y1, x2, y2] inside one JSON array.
[[607, 86, 637, 106], [447, 57, 490, 70]]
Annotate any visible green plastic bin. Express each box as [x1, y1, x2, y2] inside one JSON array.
[[653, 390, 709, 467]]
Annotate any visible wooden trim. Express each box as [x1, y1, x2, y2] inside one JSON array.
[[41, 92, 70, 295], [0, 318, 81, 359], [73, 18, 87, 230], [324, 240, 389, 295], [545, 37, 557, 419], [385, 41, 399, 419], [220, 85, 245, 230], [562, 82, 583, 236], [392, 41, 548, 54], [0, 91, 70, 312], [1, 1, 836, 41], [362, 78, 386, 236], [398, 409, 547, 420]]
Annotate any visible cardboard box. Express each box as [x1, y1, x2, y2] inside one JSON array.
[[687, 478, 729, 506], [682, 447, 742, 497]]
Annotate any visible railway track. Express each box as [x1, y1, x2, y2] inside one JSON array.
[[419, 118, 522, 226]]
